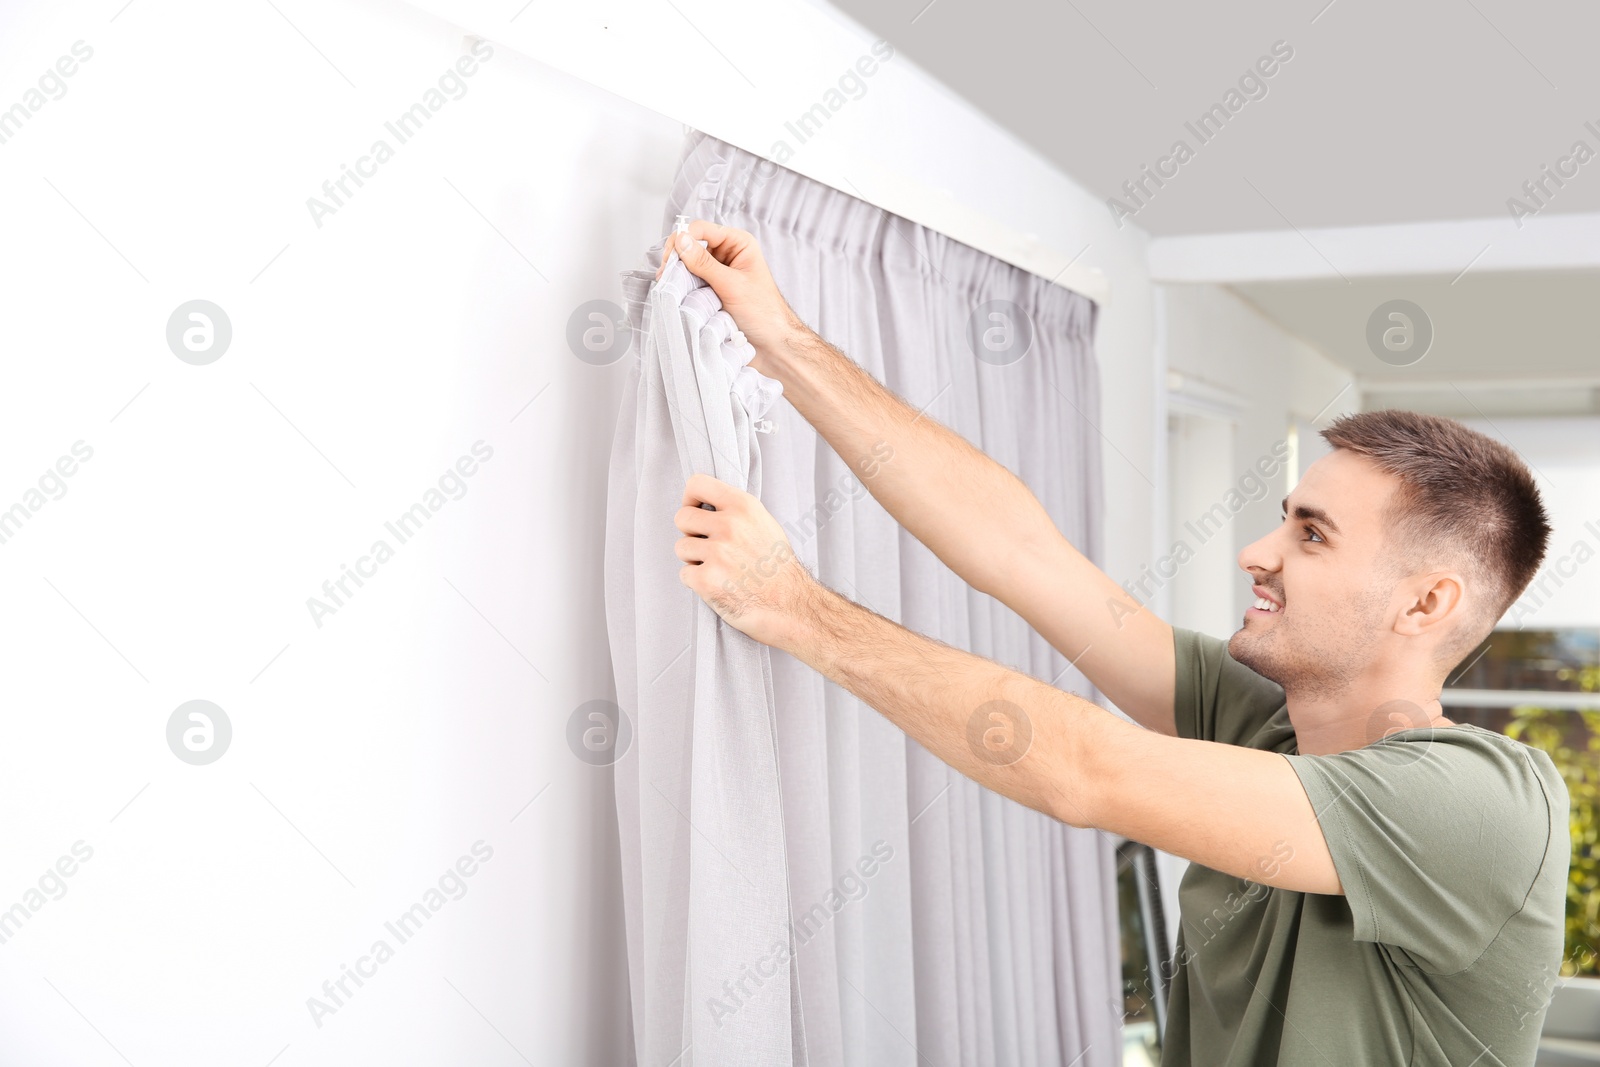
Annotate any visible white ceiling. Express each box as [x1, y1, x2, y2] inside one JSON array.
[[830, 0, 1599, 236], [1232, 270, 1600, 403], [830, 0, 1600, 397]]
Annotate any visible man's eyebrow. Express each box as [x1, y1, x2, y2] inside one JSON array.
[[1280, 497, 1342, 536]]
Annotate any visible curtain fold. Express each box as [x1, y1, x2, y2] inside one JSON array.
[[606, 130, 1121, 1067], [609, 227, 803, 1065]]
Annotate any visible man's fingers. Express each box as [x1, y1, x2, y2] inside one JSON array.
[[672, 231, 736, 287], [674, 535, 708, 564], [674, 504, 721, 537], [687, 219, 755, 263], [653, 219, 760, 280], [682, 472, 741, 512]]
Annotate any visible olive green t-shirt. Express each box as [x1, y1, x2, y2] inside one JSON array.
[[1163, 627, 1570, 1067]]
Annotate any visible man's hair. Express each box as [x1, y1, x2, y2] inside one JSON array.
[[1320, 410, 1550, 638]]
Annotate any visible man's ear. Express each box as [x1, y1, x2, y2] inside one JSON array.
[[1394, 570, 1466, 639]]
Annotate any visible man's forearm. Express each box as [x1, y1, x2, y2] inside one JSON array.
[[775, 579, 1107, 827], [761, 327, 1059, 598]]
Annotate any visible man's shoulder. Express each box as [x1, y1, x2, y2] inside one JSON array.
[[1306, 723, 1567, 908], [1383, 723, 1564, 796], [1442, 725, 1568, 840], [1331, 722, 1563, 809]]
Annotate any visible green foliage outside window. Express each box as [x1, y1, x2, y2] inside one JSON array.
[[1506, 665, 1600, 977]]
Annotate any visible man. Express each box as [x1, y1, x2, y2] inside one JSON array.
[[657, 220, 1570, 1065]]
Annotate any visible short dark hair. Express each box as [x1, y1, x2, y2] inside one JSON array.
[[1320, 409, 1550, 628]]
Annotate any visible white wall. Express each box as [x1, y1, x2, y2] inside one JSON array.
[[0, 0, 1163, 1063], [0, 1, 678, 1062], [1464, 416, 1600, 632], [1164, 410, 1241, 641]]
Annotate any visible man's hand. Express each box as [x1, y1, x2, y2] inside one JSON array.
[[674, 472, 819, 648], [656, 220, 805, 370]]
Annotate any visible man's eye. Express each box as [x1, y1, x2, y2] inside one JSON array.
[[1303, 525, 1324, 544]]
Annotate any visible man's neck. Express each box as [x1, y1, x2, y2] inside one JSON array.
[[1284, 671, 1452, 756]]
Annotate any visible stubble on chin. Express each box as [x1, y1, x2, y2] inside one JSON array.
[[1229, 624, 1284, 684]]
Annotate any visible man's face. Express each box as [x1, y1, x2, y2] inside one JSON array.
[[1228, 449, 1404, 696]]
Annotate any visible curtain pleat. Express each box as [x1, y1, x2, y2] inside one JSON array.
[[607, 129, 1121, 1066]]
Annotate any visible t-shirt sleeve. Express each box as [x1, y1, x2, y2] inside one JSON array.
[[1171, 626, 1289, 746], [1283, 732, 1559, 974]]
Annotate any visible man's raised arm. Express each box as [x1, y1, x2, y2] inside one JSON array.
[[665, 221, 1177, 734]]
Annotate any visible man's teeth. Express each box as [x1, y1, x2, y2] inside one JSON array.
[[1253, 596, 1281, 613]]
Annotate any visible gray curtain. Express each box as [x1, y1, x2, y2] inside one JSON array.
[[606, 130, 1121, 1067]]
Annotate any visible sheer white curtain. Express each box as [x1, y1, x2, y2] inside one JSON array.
[[606, 131, 1120, 1067]]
